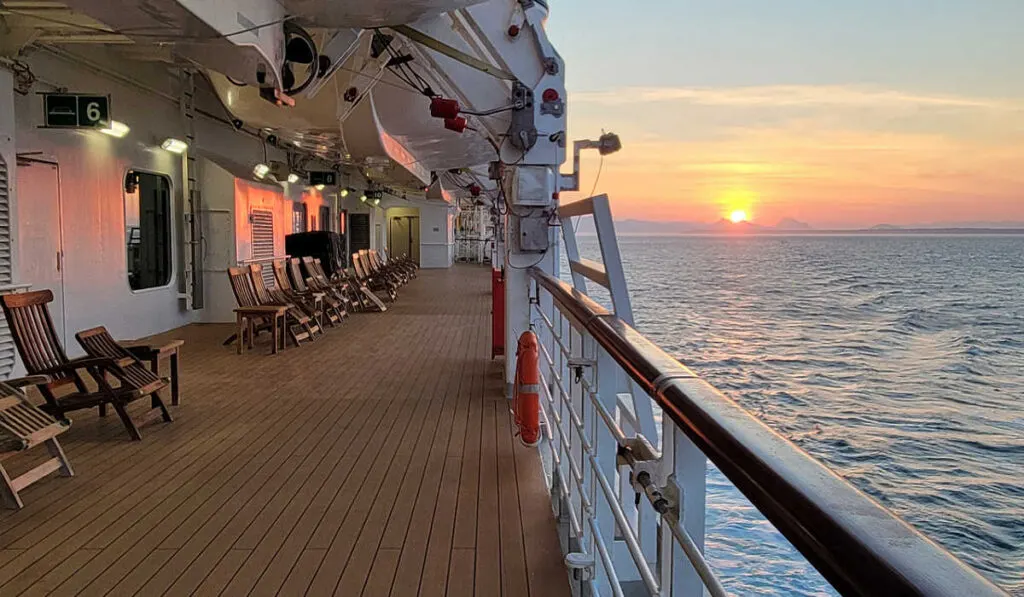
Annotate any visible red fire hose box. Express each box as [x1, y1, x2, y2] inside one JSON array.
[[492, 267, 505, 358]]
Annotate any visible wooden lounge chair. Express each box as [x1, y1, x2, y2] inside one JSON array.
[[353, 251, 398, 301], [272, 259, 339, 327], [381, 249, 418, 278], [299, 257, 359, 316], [226, 267, 294, 354], [249, 263, 324, 339], [0, 377, 74, 509], [311, 257, 388, 312], [368, 249, 408, 285], [0, 290, 173, 441], [287, 258, 353, 319]]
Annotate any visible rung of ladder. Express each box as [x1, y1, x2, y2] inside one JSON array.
[[569, 258, 609, 288], [558, 197, 595, 219]]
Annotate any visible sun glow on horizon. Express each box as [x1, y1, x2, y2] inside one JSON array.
[[729, 209, 749, 223]]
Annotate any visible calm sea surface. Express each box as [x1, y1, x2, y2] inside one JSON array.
[[572, 235, 1024, 595]]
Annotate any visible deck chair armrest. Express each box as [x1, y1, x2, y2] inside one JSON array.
[[5, 375, 53, 388], [41, 356, 121, 376]]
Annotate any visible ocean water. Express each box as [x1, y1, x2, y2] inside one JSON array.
[[571, 234, 1024, 595]]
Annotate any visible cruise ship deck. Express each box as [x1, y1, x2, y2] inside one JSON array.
[[0, 266, 569, 597]]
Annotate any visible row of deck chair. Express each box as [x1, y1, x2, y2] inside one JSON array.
[[225, 256, 404, 353]]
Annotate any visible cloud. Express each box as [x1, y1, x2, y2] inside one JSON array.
[[571, 85, 1020, 112]]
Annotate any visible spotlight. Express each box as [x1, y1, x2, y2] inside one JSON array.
[[287, 173, 300, 184], [359, 193, 367, 202], [160, 138, 187, 153], [315, 184, 325, 191], [372, 198, 380, 206], [253, 163, 270, 178], [340, 188, 350, 197], [100, 120, 130, 138]]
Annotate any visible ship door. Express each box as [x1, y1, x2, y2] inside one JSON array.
[[15, 156, 66, 344], [389, 215, 420, 265]]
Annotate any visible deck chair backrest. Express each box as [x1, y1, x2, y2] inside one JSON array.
[[300, 257, 322, 283], [249, 264, 275, 305], [273, 260, 294, 292], [0, 290, 71, 376], [75, 327, 163, 392], [288, 258, 313, 292], [228, 267, 260, 308], [352, 252, 368, 279]]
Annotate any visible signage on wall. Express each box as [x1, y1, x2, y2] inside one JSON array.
[[308, 171, 337, 186], [41, 93, 111, 128]]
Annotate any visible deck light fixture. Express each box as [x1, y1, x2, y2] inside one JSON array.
[[314, 184, 325, 191], [372, 197, 380, 206], [160, 138, 187, 153], [100, 120, 130, 138], [253, 163, 270, 179], [359, 193, 367, 202], [340, 188, 350, 197], [287, 173, 300, 184]]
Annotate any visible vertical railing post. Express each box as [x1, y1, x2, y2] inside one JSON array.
[[593, 345, 622, 596], [668, 419, 707, 596]]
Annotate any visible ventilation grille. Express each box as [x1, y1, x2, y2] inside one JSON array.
[[250, 209, 276, 288], [0, 156, 15, 377]]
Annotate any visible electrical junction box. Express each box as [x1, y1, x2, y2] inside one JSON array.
[[514, 212, 549, 253], [513, 165, 557, 207]]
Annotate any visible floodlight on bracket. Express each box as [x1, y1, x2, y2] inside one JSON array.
[[559, 132, 622, 192]]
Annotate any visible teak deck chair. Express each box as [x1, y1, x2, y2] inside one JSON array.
[[315, 257, 388, 312], [271, 259, 336, 327], [75, 326, 175, 437], [381, 249, 418, 278], [0, 377, 74, 509], [367, 250, 407, 286], [353, 251, 398, 301], [249, 263, 323, 339], [226, 267, 292, 354], [0, 290, 173, 441], [299, 257, 358, 316], [286, 258, 351, 320]]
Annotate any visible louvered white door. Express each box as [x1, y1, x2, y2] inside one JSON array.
[[250, 209, 275, 288], [13, 158, 65, 357]]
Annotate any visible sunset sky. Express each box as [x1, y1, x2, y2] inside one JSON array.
[[548, 1, 1024, 228]]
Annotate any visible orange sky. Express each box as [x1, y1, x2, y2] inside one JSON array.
[[561, 85, 1024, 228]]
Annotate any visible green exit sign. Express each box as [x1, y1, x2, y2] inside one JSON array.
[[42, 94, 111, 128]]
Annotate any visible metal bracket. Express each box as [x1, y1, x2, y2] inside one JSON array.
[[564, 552, 594, 581]]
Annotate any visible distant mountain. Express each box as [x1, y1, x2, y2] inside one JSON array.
[[870, 224, 904, 230], [774, 217, 813, 230], [703, 218, 767, 232]]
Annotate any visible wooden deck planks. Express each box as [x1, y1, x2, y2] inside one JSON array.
[[0, 266, 569, 596]]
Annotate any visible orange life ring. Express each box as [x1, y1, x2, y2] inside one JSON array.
[[514, 331, 542, 447]]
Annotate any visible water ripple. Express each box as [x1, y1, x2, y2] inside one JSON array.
[[571, 234, 1024, 595]]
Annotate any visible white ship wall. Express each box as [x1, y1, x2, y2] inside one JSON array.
[[5, 51, 291, 351]]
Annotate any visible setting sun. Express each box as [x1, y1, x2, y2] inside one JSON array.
[[729, 210, 749, 223]]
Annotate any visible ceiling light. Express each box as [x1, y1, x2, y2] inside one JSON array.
[[359, 194, 367, 202], [372, 198, 380, 206], [100, 120, 130, 138], [287, 173, 300, 184], [315, 184, 325, 191], [340, 188, 349, 197], [160, 138, 187, 153], [253, 163, 270, 178]]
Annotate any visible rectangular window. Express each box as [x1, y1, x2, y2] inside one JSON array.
[[125, 170, 172, 291], [292, 202, 307, 233], [319, 206, 331, 232]]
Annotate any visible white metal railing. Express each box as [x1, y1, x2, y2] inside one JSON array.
[[526, 266, 1008, 597], [530, 293, 726, 597]]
